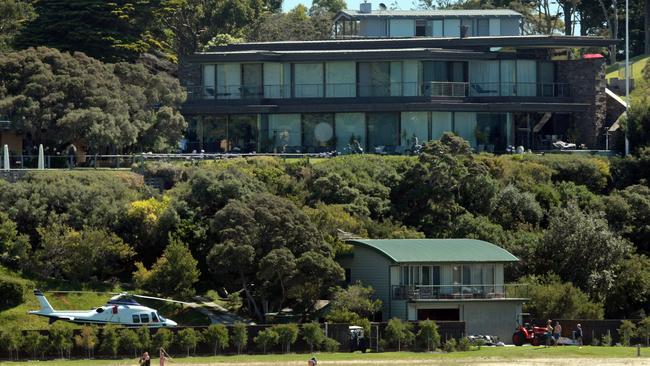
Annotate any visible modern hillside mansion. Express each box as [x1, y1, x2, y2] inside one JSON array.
[[179, 3, 621, 155]]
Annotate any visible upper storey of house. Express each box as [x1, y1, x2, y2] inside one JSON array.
[[333, 3, 523, 38]]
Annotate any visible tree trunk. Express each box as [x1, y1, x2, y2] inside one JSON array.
[[646, 0, 650, 54], [241, 273, 264, 321], [564, 3, 573, 35]]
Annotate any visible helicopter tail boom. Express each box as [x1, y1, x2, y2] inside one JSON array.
[[32, 289, 54, 314]]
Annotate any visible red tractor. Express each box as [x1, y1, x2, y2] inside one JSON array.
[[512, 322, 548, 346]]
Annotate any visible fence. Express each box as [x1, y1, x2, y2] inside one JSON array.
[[4, 321, 465, 361], [522, 318, 647, 346]]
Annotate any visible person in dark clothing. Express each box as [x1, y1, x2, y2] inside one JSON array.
[[139, 351, 151, 366], [66, 143, 77, 169]]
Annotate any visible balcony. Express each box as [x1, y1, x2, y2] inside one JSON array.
[[391, 284, 528, 301], [186, 81, 570, 101]]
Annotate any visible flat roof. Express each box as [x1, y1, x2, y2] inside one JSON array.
[[347, 239, 519, 263], [337, 9, 522, 18], [198, 35, 618, 54]]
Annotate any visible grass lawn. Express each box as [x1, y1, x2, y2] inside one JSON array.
[[606, 54, 649, 81], [1, 347, 647, 366]]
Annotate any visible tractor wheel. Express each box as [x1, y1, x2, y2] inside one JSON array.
[[512, 331, 525, 346]]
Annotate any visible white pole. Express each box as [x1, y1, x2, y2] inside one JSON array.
[[38, 144, 45, 170], [625, 0, 630, 156], [2, 144, 9, 171]]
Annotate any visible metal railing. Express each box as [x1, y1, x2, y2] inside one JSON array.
[[392, 284, 528, 300], [0, 120, 11, 130], [186, 82, 571, 101]]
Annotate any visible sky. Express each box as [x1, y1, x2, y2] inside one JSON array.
[[282, 0, 417, 12]]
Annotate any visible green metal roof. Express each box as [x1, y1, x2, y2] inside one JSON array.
[[347, 239, 519, 263]]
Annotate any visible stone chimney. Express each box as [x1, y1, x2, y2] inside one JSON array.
[[360, 1, 372, 13]]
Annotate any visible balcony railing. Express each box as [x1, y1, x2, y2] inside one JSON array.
[[186, 82, 570, 101], [392, 284, 528, 301], [0, 120, 11, 130]]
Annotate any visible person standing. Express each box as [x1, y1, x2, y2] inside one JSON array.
[[66, 143, 77, 169], [545, 319, 553, 347], [553, 321, 562, 346], [575, 323, 583, 347], [139, 351, 151, 366]]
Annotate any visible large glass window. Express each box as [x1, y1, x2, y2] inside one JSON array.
[[516, 60, 537, 96], [294, 63, 323, 97], [422, 266, 430, 285], [431, 112, 453, 140], [202, 64, 215, 99], [335, 113, 366, 152], [242, 63, 263, 98], [216, 63, 241, 99], [469, 61, 499, 96], [431, 20, 443, 36], [326, 62, 356, 97], [203, 116, 228, 152], [462, 265, 471, 285], [228, 115, 258, 153], [268, 114, 301, 152], [500, 60, 516, 96], [401, 112, 428, 149], [538, 62, 555, 96], [263, 63, 284, 98], [454, 112, 477, 147], [444, 19, 460, 37], [477, 19, 489, 36], [358, 62, 390, 97], [476, 113, 507, 152], [367, 112, 399, 150], [303, 114, 335, 152], [415, 20, 427, 36]]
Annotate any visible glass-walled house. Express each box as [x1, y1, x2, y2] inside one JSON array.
[[179, 11, 616, 153]]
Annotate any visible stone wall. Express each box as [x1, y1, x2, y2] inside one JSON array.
[[178, 58, 201, 89], [556, 58, 607, 148]]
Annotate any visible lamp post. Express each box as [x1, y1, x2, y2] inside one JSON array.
[[625, 0, 630, 155]]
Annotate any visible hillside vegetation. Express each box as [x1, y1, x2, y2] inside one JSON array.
[[1, 135, 650, 334]]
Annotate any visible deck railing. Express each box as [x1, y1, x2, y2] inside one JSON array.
[[186, 82, 570, 101], [391, 284, 528, 300]]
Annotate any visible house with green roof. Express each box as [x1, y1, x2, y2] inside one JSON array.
[[338, 238, 526, 342]]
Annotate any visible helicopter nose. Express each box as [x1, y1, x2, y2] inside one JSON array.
[[165, 319, 177, 327]]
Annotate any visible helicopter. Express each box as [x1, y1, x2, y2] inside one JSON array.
[[28, 289, 190, 327]]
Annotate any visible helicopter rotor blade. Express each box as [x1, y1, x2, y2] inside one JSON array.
[[131, 294, 193, 305], [43, 290, 119, 295]]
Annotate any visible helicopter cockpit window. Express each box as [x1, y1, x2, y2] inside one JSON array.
[[140, 314, 150, 323], [132, 314, 140, 323], [151, 312, 159, 322], [96, 308, 104, 313]]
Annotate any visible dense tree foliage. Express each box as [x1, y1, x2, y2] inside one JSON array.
[[0, 47, 186, 153], [2, 135, 650, 324]]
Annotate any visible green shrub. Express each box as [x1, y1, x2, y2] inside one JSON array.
[[232, 322, 248, 354], [322, 337, 340, 352], [384, 318, 414, 351], [202, 324, 229, 356], [301, 322, 325, 352], [618, 320, 636, 347], [457, 337, 471, 351], [273, 324, 299, 353], [443, 338, 457, 352], [178, 328, 200, 356], [254, 328, 278, 354], [0, 275, 27, 309], [416, 319, 440, 351], [601, 332, 612, 347]]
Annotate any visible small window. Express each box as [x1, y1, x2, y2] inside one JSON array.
[[132, 314, 140, 323], [96, 308, 104, 313], [151, 312, 159, 322], [140, 314, 150, 323], [415, 20, 427, 36]]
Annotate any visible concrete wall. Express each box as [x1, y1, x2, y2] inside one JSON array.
[[556, 58, 607, 148], [338, 246, 393, 320], [178, 58, 202, 89], [360, 18, 387, 37]]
